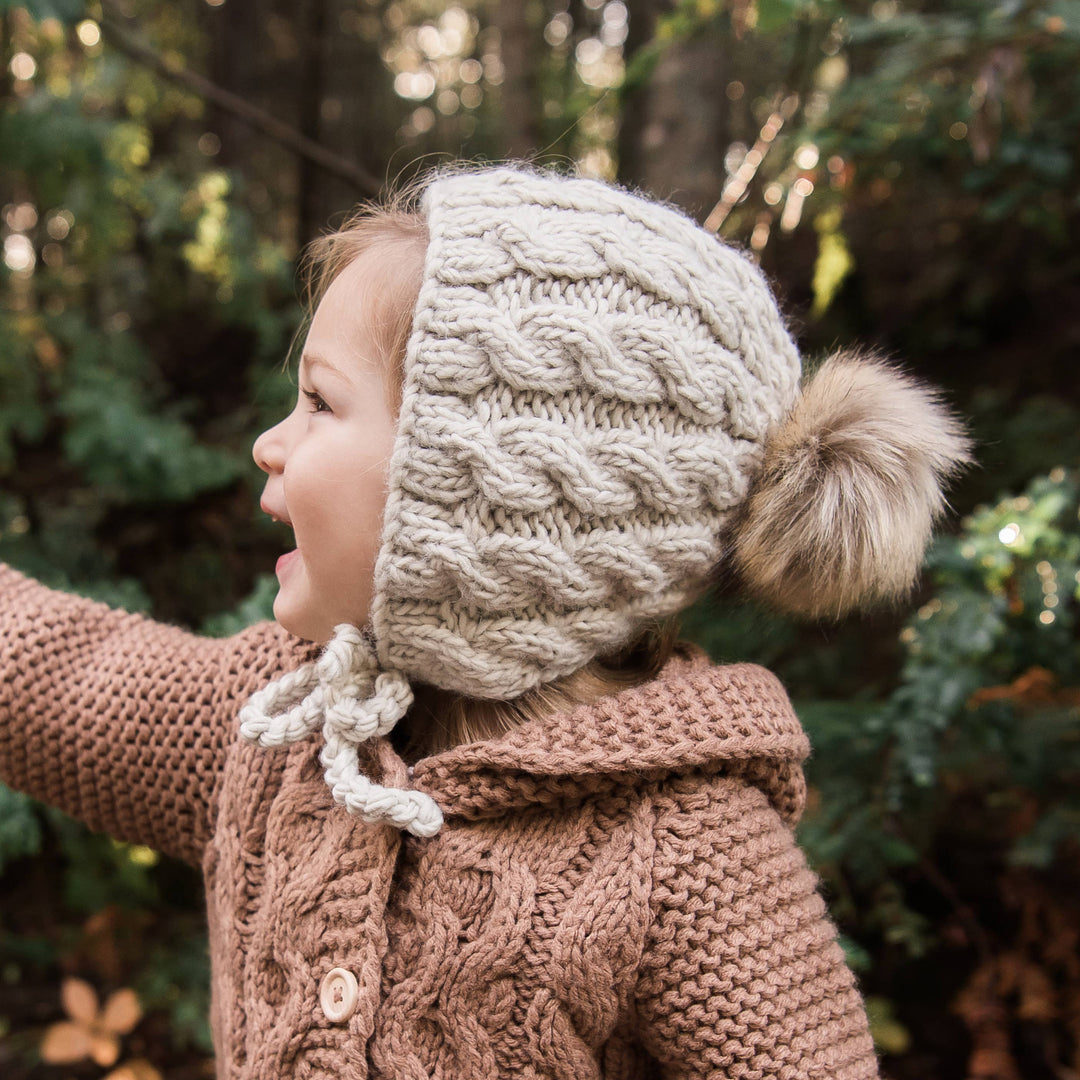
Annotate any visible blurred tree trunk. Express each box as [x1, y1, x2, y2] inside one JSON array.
[[208, 0, 400, 249], [493, 0, 541, 159], [618, 1, 729, 219], [1, 10, 15, 105], [303, 0, 410, 242], [207, 0, 260, 168], [206, 0, 302, 242], [296, 0, 330, 243]]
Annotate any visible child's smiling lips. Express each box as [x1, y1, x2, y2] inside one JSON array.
[[275, 549, 301, 579], [261, 499, 299, 579], [260, 499, 293, 527]]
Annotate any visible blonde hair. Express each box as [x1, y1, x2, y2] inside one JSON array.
[[299, 188, 429, 416], [300, 196, 692, 761]]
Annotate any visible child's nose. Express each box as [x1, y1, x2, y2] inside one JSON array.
[[252, 418, 287, 475]]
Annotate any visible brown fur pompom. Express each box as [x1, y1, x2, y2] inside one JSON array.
[[731, 350, 973, 619]]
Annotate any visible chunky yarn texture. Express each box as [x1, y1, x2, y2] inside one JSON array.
[[372, 168, 802, 698], [238, 167, 968, 838], [240, 166, 805, 833], [0, 565, 881, 1080], [238, 624, 442, 837]]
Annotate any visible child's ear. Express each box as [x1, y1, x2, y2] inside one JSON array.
[[730, 349, 974, 620]]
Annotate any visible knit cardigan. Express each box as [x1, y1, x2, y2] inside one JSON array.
[[0, 563, 880, 1080]]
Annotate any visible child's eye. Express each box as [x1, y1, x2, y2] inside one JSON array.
[[302, 389, 332, 415]]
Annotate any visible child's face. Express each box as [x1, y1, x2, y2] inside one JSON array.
[[252, 253, 398, 643]]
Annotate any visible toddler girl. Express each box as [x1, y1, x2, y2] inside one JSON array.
[[0, 163, 969, 1079]]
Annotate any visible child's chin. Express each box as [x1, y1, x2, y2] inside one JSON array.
[[272, 584, 372, 645], [276, 620, 323, 644], [272, 597, 324, 643]]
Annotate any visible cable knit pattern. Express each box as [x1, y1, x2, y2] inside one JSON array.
[[1, 564, 880, 1079], [372, 167, 802, 699]]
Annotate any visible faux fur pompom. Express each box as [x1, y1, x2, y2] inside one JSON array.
[[732, 350, 973, 619]]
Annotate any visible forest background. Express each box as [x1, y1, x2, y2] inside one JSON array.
[[1, 0, 1078, 1077]]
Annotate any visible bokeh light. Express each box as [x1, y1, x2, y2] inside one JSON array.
[[76, 20, 102, 47], [10, 53, 37, 80], [3, 234, 36, 274]]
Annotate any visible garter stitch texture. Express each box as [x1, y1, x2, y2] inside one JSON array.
[[239, 165, 802, 834], [0, 563, 881, 1080]]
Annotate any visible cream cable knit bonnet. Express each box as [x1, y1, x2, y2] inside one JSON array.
[[239, 165, 968, 837]]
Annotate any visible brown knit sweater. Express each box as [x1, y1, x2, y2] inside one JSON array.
[[0, 563, 880, 1079]]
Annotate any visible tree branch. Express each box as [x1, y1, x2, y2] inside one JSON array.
[[99, 8, 385, 198]]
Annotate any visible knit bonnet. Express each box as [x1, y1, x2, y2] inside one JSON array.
[[239, 165, 969, 837]]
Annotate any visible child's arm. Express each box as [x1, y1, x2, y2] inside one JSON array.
[[635, 774, 880, 1080], [0, 562, 314, 866]]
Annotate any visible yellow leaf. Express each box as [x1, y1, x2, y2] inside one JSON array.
[[61, 976, 99, 1025], [811, 209, 855, 319], [40, 1020, 92, 1064], [102, 987, 142, 1035], [126, 845, 159, 868], [90, 1031, 121, 1068]]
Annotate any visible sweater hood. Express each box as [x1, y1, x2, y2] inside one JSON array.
[[410, 642, 810, 828]]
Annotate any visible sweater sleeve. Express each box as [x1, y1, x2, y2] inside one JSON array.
[[634, 773, 880, 1080], [0, 562, 316, 866]]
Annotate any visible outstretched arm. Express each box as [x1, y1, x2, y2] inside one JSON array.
[[0, 562, 315, 866], [635, 773, 880, 1080]]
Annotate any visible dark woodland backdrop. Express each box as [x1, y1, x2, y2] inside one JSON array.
[[1, 0, 1079, 1077]]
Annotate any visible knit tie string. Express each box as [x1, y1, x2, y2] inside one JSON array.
[[238, 624, 444, 838]]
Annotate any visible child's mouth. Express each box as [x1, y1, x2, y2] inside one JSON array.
[[276, 549, 300, 580]]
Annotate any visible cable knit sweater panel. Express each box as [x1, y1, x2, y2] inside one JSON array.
[[0, 563, 880, 1080]]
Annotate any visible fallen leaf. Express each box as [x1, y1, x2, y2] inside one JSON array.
[[40, 1021, 92, 1064], [61, 977, 99, 1025], [90, 1031, 121, 1068], [102, 988, 143, 1035]]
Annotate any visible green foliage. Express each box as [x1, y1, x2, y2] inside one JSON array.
[[710, 470, 1068, 1068], [628, 0, 1080, 366], [816, 3, 1079, 355], [965, 390, 1080, 505], [134, 924, 213, 1053], [0, 791, 211, 1064], [2, 0, 1078, 1074], [684, 468, 1080, 1062], [0, 793, 160, 911], [795, 466, 1079, 972], [0, 785, 42, 874], [199, 571, 277, 636], [58, 350, 243, 504], [42, 809, 162, 914], [1, 3, 299, 622], [0, 13, 295, 1063], [0, 0, 86, 21], [829, 1, 1079, 214]]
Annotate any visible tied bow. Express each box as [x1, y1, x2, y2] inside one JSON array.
[[238, 624, 444, 838]]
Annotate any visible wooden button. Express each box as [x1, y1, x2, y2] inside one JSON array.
[[319, 967, 359, 1023]]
